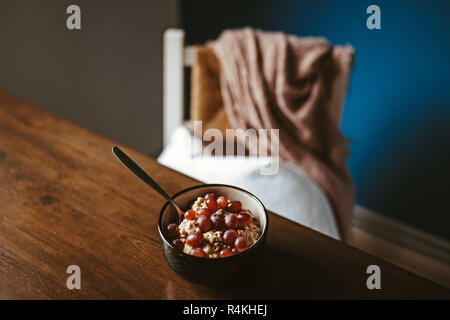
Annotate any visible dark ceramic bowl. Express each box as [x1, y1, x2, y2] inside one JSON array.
[[158, 184, 269, 284]]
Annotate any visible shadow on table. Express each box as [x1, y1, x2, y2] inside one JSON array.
[[200, 244, 318, 299]]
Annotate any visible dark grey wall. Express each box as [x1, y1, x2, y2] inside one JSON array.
[[0, 0, 178, 155]]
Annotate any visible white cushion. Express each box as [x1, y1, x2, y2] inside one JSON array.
[[157, 126, 340, 240]]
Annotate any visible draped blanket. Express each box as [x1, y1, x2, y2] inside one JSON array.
[[204, 28, 355, 240]]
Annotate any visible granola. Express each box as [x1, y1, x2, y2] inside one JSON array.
[[165, 193, 262, 258]]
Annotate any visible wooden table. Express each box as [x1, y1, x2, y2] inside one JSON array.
[[0, 90, 448, 299]]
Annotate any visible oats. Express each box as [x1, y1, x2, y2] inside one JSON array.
[[177, 193, 262, 258]]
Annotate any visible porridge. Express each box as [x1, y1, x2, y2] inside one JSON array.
[[165, 193, 262, 258]]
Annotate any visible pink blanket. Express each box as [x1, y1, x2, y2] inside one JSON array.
[[209, 28, 354, 240]]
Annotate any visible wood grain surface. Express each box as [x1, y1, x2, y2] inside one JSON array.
[[0, 90, 448, 299]]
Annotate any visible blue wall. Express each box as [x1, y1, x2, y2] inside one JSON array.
[[183, 0, 450, 239]]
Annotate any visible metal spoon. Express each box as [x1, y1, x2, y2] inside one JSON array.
[[112, 146, 185, 221]]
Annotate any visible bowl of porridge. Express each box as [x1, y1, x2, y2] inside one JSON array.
[[158, 184, 268, 283]]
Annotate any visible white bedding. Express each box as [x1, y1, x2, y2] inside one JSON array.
[[157, 127, 340, 240]]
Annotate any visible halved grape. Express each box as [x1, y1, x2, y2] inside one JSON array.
[[192, 247, 207, 258], [206, 197, 218, 211], [219, 248, 234, 258], [227, 200, 242, 213], [216, 196, 228, 208], [234, 236, 248, 252], [166, 223, 178, 239], [172, 238, 184, 251], [237, 212, 252, 227], [210, 213, 225, 230], [223, 229, 238, 246], [186, 232, 204, 247], [197, 214, 211, 232], [197, 208, 212, 218], [205, 193, 216, 200], [224, 213, 238, 229], [184, 209, 196, 220]]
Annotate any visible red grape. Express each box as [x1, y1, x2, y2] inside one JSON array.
[[227, 200, 242, 213], [219, 248, 235, 258], [216, 196, 228, 208], [224, 213, 238, 229], [172, 238, 184, 251], [198, 208, 212, 218], [205, 193, 216, 200], [237, 212, 252, 227], [184, 209, 196, 220], [197, 215, 211, 232], [223, 229, 238, 245], [166, 223, 178, 239], [210, 213, 225, 230], [187, 232, 204, 247], [206, 198, 218, 211], [192, 247, 207, 258], [234, 236, 248, 252]]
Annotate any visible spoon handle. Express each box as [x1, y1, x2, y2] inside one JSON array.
[[112, 146, 182, 214]]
